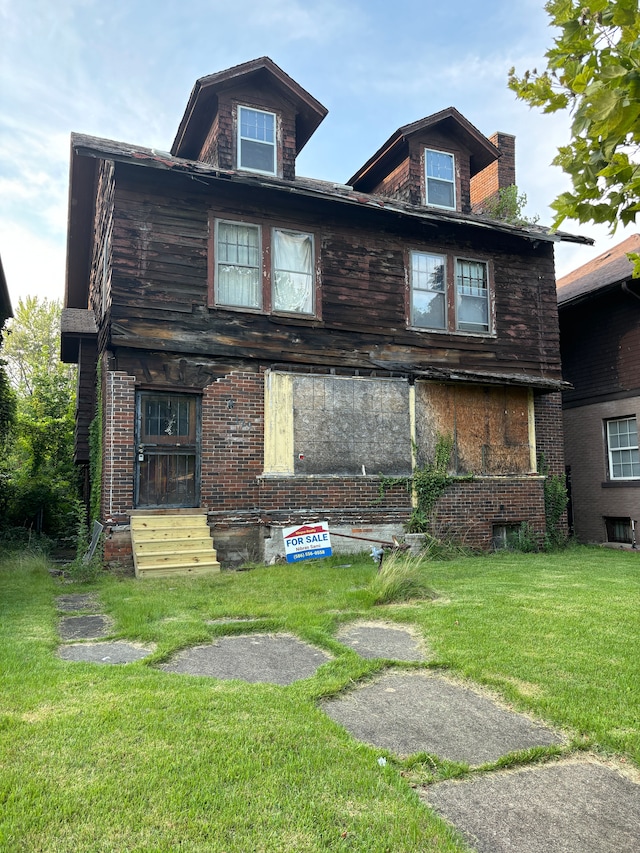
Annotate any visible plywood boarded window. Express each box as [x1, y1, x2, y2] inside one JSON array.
[[264, 372, 411, 476], [415, 382, 533, 475]]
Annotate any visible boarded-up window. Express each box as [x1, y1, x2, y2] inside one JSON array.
[[415, 382, 532, 475], [264, 372, 411, 476]]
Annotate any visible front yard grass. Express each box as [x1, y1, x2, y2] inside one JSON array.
[[1, 545, 638, 851]]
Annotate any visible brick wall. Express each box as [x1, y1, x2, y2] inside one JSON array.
[[99, 368, 567, 565], [101, 367, 136, 521], [564, 397, 640, 542], [534, 391, 565, 476], [201, 372, 264, 509], [433, 476, 546, 549], [101, 366, 136, 566], [470, 132, 516, 211]]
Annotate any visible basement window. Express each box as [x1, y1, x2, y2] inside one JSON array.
[[238, 106, 276, 175], [604, 516, 634, 544]]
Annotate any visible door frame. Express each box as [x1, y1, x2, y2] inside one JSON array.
[[134, 390, 202, 509]]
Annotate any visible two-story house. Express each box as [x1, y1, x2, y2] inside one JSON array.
[[61, 57, 589, 573], [558, 234, 640, 546]]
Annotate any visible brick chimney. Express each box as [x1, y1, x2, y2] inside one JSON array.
[[470, 132, 516, 212]]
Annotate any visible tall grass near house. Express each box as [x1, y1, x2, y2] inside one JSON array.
[[369, 552, 436, 604]]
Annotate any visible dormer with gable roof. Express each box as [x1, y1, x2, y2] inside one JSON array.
[[171, 57, 327, 181], [348, 108, 515, 214]]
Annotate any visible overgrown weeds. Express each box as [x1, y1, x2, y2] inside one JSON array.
[[370, 552, 436, 604]]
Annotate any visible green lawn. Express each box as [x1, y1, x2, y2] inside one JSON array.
[[1, 546, 638, 851]]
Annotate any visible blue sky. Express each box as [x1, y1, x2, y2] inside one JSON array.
[[1, 0, 635, 307]]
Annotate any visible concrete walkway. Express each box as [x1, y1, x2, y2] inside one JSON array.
[[56, 598, 640, 851]]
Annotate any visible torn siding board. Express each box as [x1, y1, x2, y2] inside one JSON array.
[[415, 382, 532, 474]]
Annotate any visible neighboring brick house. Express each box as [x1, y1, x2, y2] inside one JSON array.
[[61, 57, 589, 568], [557, 234, 640, 546]]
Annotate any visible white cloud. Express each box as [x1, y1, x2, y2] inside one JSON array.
[[0, 220, 66, 307]]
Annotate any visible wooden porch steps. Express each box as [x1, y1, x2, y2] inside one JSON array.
[[130, 512, 220, 579]]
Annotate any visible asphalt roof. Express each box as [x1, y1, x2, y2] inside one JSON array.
[[557, 233, 640, 306]]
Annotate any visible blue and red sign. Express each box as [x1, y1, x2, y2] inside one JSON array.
[[282, 522, 332, 563]]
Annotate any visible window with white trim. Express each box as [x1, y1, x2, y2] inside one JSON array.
[[425, 149, 455, 209], [410, 252, 446, 329], [213, 218, 316, 316], [606, 417, 640, 479], [238, 106, 276, 175], [456, 259, 489, 333]]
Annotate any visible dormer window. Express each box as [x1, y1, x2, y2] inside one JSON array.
[[425, 149, 455, 209], [238, 106, 276, 175]]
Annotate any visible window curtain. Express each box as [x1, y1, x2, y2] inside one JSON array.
[[273, 230, 313, 314], [217, 222, 261, 308]]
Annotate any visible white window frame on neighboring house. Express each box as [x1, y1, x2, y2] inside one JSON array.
[[455, 258, 490, 333], [409, 251, 447, 330], [425, 148, 456, 210], [238, 105, 277, 175], [606, 416, 640, 480]]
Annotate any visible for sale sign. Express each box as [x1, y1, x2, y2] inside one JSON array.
[[282, 522, 332, 563]]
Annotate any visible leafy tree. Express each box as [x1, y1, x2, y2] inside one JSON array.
[[2, 298, 79, 538], [0, 325, 17, 521], [508, 0, 640, 271]]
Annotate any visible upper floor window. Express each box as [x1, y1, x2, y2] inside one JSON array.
[[456, 259, 489, 333], [409, 251, 491, 335], [217, 220, 262, 309], [425, 149, 455, 209], [273, 229, 314, 314], [238, 106, 276, 175], [213, 218, 316, 316], [606, 417, 640, 479], [410, 252, 446, 330]]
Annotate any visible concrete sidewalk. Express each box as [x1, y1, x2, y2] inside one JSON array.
[[56, 598, 640, 852]]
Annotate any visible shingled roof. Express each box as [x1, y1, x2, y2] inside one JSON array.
[[557, 234, 640, 307]]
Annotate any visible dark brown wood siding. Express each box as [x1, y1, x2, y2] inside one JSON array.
[[106, 164, 561, 382], [74, 338, 97, 463], [89, 159, 115, 354], [560, 287, 640, 405]]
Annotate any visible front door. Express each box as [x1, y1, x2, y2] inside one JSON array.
[[135, 392, 200, 508]]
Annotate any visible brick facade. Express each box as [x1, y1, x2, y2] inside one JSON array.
[[432, 476, 546, 549], [470, 132, 516, 211], [564, 397, 640, 542], [100, 367, 564, 566], [101, 367, 136, 566]]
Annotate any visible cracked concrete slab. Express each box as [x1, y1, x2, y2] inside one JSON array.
[[158, 633, 332, 685], [58, 641, 153, 664], [321, 671, 564, 764], [58, 614, 111, 641], [336, 621, 429, 661], [422, 759, 640, 853], [56, 594, 100, 612]]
